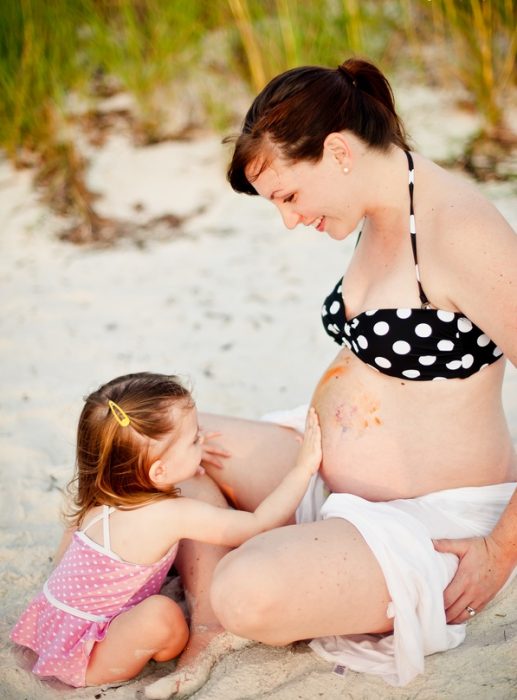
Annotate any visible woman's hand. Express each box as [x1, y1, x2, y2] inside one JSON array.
[[200, 431, 232, 470], [433, 534, 514, 623], [296, 407, 322, 476]]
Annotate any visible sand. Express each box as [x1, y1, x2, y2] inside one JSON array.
[[1, 84, 516, 699]]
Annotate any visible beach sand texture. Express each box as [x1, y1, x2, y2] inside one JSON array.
[[1, 88, 516, 699]]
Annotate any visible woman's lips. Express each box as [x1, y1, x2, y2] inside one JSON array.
[[314, 216, 325, 232]]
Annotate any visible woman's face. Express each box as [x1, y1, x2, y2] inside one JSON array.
[[247, 142, 364, 240]]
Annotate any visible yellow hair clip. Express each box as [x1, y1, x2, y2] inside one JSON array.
[[108, 400, 131, 427]]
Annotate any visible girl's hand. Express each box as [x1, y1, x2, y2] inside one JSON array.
[[296, 407, 322, 475], [433, 534, 514, 623], [200, 431, 232, 470]]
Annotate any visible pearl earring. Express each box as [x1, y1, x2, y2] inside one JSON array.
[[343, 167, 349, 174]]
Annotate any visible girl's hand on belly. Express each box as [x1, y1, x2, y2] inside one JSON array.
[[295, 407, 323, 476]]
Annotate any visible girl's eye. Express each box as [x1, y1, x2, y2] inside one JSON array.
[[283, 194, 295, 203]]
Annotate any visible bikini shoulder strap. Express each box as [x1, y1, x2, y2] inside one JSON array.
[[405, 150, 431, 308]]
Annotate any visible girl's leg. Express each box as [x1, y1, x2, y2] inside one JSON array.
[[85, 595, 188, 686], [211, 518, 393, 644]]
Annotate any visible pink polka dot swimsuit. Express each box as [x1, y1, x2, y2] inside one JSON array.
[[10, 505, 178, 687]]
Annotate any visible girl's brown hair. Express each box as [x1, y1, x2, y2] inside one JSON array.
[[227, 57, 410, 195], [66, 372, 194, 526]]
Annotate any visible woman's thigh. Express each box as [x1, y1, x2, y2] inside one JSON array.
[[199, 412, 302, 511], [211, 517, 393, 645]]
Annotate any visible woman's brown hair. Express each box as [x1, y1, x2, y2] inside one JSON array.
[[227, 57, 410, 195], [65, 372, 194, 526]]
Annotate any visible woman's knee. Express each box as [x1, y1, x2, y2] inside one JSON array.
[[210, 545, 280, 638]]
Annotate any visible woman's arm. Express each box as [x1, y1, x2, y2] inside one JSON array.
[[433, 191, 517, 621], [434, 485, 517, 622], [171, 408, 321, 548], [437, 190, 517, 366]]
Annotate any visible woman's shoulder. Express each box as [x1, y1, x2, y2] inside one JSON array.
[[417, 157, 514, 246]]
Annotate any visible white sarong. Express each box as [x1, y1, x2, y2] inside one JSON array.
[[262, 406, 517, 686]]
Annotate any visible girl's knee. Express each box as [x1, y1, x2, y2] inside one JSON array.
[[144, 596, 188, 645]]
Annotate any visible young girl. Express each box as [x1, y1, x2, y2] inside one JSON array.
[[11, 372, 321, 688]]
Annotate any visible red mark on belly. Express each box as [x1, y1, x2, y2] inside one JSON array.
[[319, 364, 348, 387], [220, 483, 238, 507]]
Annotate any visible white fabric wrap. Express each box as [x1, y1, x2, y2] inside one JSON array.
[[262, 404, 516, 686]]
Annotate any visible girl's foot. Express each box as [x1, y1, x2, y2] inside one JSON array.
[[144, 629, 253, 699]]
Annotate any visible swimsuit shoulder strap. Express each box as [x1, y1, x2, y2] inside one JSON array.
[[405, 150, 430, 308], [81, 505, 116, 553]]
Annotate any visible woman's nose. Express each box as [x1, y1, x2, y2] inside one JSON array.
[[280, 207, 300, 230]]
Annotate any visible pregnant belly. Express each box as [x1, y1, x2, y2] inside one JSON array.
[[310, 350, 515, 500], [310, 353, 393, 497]]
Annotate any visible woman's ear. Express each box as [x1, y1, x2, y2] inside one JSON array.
[[323, 132, 351, 170], [149, 460, 167, 486]]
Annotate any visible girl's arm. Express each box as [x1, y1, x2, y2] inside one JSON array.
[[171, 407, 321, 548], [53, 526, 76, 566]]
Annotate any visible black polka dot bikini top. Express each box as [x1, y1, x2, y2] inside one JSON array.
[[321, 151, 503, 381]]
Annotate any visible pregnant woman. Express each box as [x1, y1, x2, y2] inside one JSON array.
[[163, 58, 517, 692]]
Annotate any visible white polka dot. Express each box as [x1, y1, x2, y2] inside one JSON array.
[[462, 354, 474, 369], [375, 357, 392, 369], [433, 376, 447, 381], [321, 306, 327, 317], [373, 321, 390, 335], [402, 369, 420, 379], [365, 309, 378, 316], [351, 318, 359, 328], [396, 308, 412, 319], [476, 333, 489, 347], [419, 355, 436, 366], [329, 300, 340, 314], [393, 340, 411, 354], [457, 317, 472, 333], [327, 323, 339, 335], [357, 335, 368, 349], [415, 323, 432, 337], [351, 341, 359, 353], [480, 363, 488, 371], [446, 360, 462, 370], [493, 346, 503, 357], [437, 310, 455, 322], [344, 323, 351, 336], [437, 339, 454, 351], [342, 338, 351, 350]]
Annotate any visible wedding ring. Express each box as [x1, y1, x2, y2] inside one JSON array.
[[465, 606, 476, 617]]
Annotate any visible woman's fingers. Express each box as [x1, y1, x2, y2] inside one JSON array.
[[433, 536, 512, 623]]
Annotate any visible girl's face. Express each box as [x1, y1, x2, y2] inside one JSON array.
[[247, 140, 364, 240], [151, 405, 204, 487]]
